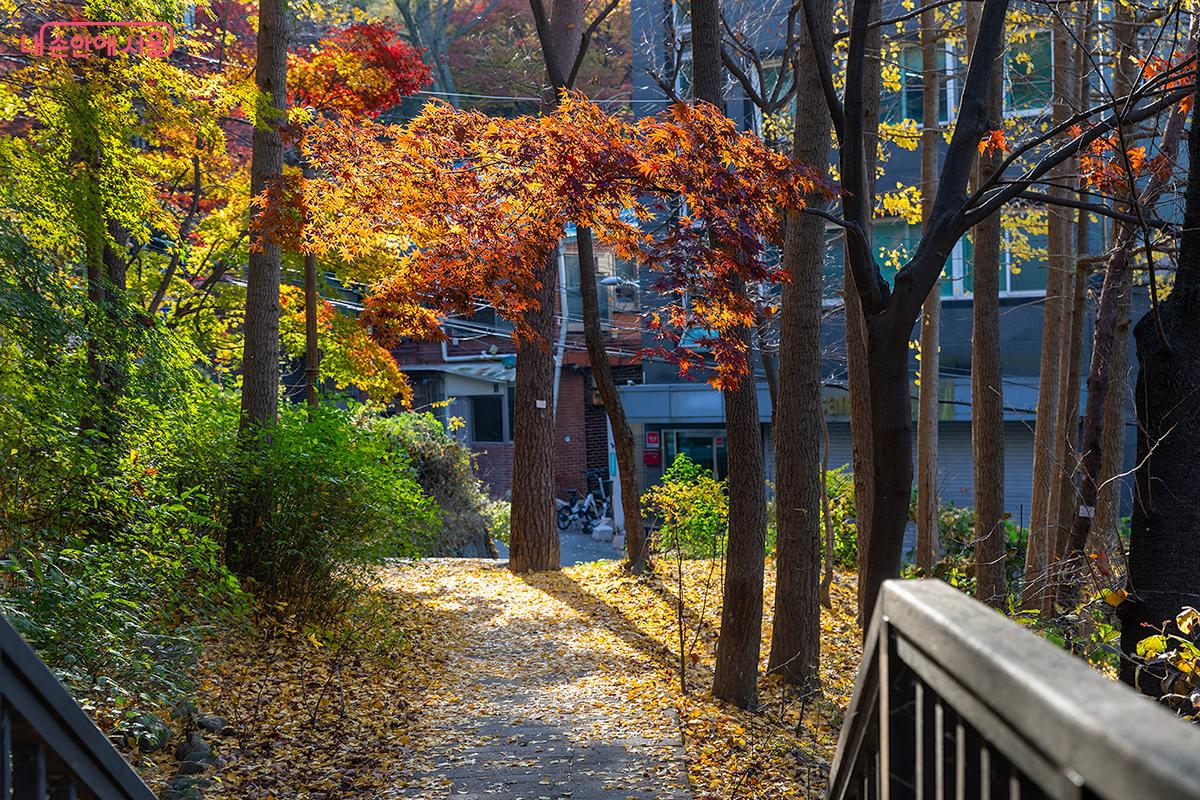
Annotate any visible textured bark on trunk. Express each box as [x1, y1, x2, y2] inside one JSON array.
[[1022, 17, 1072, 612], [914, 5, 941, 574], [691, 0, 767, 708], [847, 0, 1012, 624], [230, 0, 288, 579], [509, 0, 587, 573], [860, 325, 915, 622], [1051, 257, 1087, 565], [1092, 277, 1129, 557], [966, 1, 1007, 608], [1065, 62, 1190, 583], [713, 353, 768, 707], [768, 0, 833, 686], [576, 227, 647, 571], [240, 0, 288, 434], [1121, 90, 1200, 685], [509, 249, 562, 572], [849, 0, 882, 622]]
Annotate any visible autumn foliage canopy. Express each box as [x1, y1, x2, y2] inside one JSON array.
[[286, 94, 822, 387]]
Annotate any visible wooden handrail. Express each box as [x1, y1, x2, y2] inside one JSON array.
[[0, 617, 156, 800], [827, 579, 1200, 800]]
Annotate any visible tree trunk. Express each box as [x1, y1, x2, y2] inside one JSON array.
[[820, 411, 836, 609], [1092, 276, 1129, 558], [768, 0, 833, 686], [509, 0, 587, 573], [240, 0, 288, 434], [304, 251, 320, 411], [914, 4, 941, 574], [1021, 17, 1072, 612], [577, 227, 647, 571], [860, 323, 915, 624], [509, 249, 563, 572], [1122, 89, 1200, 685], [691, 0, 766, 709], [1065, 59, 1191, 584], [849, 0, 883, 622], [967, 1, 1007, 608]]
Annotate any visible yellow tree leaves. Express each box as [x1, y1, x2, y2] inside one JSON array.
[[278, 285, 410, 405]]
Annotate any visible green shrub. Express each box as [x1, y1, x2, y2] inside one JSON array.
[[224, 402, 440, 622], [643, 454, 728, 559], [824, 467, 858, 567], [365, 411, 495, 557], [482, 497, 511, 546], [901, 504, 1029, 602]]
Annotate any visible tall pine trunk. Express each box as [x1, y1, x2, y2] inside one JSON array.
[[914, 5, 941, 574], [690, 0, 766, 708], [967, 2, 1007, 607], [768, 0, 833, 688]]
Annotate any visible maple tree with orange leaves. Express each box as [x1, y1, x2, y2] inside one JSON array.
[[288, 93, 823, 389]]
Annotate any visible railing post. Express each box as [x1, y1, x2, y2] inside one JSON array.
[[12, 719, 47, 799], [883, 622, 919, 800], [1, 704, 11, 798]]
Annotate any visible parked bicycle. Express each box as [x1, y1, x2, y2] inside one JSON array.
[[555, 468, 611, 534]]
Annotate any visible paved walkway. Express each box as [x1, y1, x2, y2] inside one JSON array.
[[384, 561, 692, 800], [494, 525, 623, 567]]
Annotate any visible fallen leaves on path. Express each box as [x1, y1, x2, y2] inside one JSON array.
[[182, 557, 859, 799], [561, 558, 861, 799], [193, 587, 453, 799]]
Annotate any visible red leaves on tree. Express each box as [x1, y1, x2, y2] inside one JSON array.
[[289, 93, 823, 388], [977, 128, 1009, 157], [290, 23, 431, 118]]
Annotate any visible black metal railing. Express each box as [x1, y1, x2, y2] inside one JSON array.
[[0, 617, 156, 799], [827, 580, 1200, 800]]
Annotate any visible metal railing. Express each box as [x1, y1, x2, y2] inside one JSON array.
[[827, 580, 1200, 800], [0, 616, 156, 799]]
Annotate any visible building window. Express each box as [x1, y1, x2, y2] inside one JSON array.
[[1005, 30, 1053, 116], [563, 248, 638, 332], [470, 395, 506, 443], [883, 45, 952, 125], [830, 219, 1049, 301]]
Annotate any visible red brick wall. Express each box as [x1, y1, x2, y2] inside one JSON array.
[[473, 444, 514, 498], [552, 368, 590, 498]]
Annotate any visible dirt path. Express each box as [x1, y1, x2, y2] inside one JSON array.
[[382, 560, 693, 800]]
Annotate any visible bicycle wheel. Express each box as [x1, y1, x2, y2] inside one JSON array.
[[557, 507, 572, 530]]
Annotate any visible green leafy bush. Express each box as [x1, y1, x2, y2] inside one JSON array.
[[224, 402, 440, 621], [901, 505, 1028, 601], [365, 411, 495, 557], [0, 224, 442, 718], [643, 454, 728, 559], [824, 468, 858, 567]]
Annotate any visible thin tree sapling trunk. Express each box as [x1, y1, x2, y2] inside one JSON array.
[[967, 2, 1007, 608], [576, 226, 647, 571], [914, 3, 942, 574]]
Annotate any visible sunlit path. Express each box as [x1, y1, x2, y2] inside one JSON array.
[[384, 561, 692, 800]]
